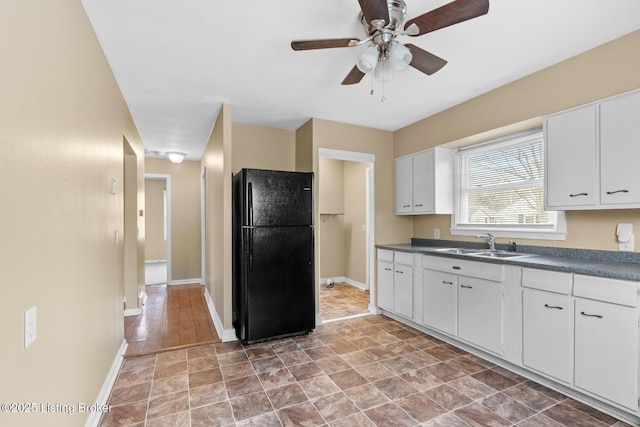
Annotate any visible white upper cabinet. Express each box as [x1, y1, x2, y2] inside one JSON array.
[[395, 148, 453, 215], [599, 90, 640, 206], [545, 88, 640, 210], [545, 105, 597, 209]]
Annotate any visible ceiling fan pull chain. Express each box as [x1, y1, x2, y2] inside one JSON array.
[[370, 73, 375, 96], [381, 73, 386, 102]]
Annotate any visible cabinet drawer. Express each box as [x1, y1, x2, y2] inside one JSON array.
[[573, 275, 638, 307], [394, 251, 414, 266], [423, 255, 503, 282], [522, 268, 572, 295], [378, 249, 394, 263]]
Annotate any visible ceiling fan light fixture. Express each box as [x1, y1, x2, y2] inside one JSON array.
[[389, 42, 412, 70], [374, 59, 393, 81], [167, 152, 186, 164], [356, 45, 379, 73]]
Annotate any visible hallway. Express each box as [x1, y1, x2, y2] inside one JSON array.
[[124, 284, 219, 357]]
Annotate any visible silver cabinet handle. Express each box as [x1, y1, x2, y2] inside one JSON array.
[[461, 285, 473, 289], [384, 268, 392, 271], [415, 204, 423, 207], [395, 270, 403, 274], [403, 204, 411, 208], [452, 266, 461, 270], [580, 311, 603, 319], [442, 281, 453, 285], [544, 304, 563, 310], [570, 193, 588, 197]]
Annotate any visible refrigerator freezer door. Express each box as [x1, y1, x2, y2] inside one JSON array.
[[243, 225, 314, 343], [243, 169, 313, 226]]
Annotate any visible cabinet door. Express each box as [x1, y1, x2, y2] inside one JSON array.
[[412, 150, 434, 214], [458, 277, 503, 354], [422, 269, 457, 335], [545, 105, 597, 208], [394, 264, 413, 319], [574, 298, 638, 410], [395, 157, 413, 214], [522, 289, 572, 383], [600, 91, 640, 206], [377, 261, 394, 311]]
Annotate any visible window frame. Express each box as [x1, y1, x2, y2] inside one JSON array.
[[450, 128, 566, 240]]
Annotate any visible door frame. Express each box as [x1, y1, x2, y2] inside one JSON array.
[[145, 173, 172, 285], [318, 148, 376, 317]]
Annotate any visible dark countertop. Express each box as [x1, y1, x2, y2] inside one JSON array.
[[377, 239, 640, 282]]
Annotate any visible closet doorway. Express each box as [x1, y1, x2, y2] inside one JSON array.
[[318, 148, 375, 322]]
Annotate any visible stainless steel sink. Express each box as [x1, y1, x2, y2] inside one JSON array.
[[472, 250, 528, 258], [435, 248, 482, 255], [434, 248, 529, 258]]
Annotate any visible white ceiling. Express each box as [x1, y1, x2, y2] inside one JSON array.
[[82, 0, 640, 161]]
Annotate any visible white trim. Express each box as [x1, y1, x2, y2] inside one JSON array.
[[200, 167, 207, 288], [315, 313, 324, 326], [145, 259, 166, 264], [123, 308, 141, 317], [169, 278, 202, 286], [204, 287, 237, 342], [322, 312, 373, 324], [321, 276, 368, 291], [85, 339, 127, 427], [318, 148, 376, 329], [145, 174, 172, 285]]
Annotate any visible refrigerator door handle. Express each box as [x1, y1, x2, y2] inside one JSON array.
[[248, 182, 253, 271]]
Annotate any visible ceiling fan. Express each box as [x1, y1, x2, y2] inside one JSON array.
[[291, 0, 489, 85]]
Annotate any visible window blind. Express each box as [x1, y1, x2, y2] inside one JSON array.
[[454, 129, 557, 229]]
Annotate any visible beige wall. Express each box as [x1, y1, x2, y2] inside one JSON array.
[[232, 123, 296, 173], [145, 159, 202, 281], [319, 158, 347, 278], [145, 178, 167, 260], [344, 161, 368, 284], [395, 30, 640, 251], [201, 105, 233, 333], [0, 1, 145, 426]]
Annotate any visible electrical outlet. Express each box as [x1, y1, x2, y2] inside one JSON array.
[[24, 306, 37, 348], [620, 235, 635, 252], [434, 228, 440, 239]]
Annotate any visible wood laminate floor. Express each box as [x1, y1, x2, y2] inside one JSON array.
[[124, 284, 219, 357]]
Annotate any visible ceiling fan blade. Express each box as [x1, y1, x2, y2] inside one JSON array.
[[404, 0, 489, 36], [405, 44, 448, 75], [341, 65, 366, 85], [358, 0, 390, 27], [291, 38, 360, 51]]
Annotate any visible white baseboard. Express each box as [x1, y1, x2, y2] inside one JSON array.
[[85, 339, 127, 427], [145, 259, 166, 264], [169, 278, 202, 286], [321, 276, 368, 291], [123, 308, 141, 317], [203, 288, 237, 342]]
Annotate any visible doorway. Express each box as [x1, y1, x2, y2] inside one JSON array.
[[144, 174, 172, 285], [318, 148, 375, 323]]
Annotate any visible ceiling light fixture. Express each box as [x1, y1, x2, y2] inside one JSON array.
[[167, 152, 186, 164]]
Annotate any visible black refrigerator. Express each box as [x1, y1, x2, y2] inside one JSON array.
[[232, 168, 315, 345]]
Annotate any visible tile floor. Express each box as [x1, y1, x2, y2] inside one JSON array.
[[320, 282, 370, 321], [100, 315, 633, 427]]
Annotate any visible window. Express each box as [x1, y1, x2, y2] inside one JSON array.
[[451, 129, 565, 240]]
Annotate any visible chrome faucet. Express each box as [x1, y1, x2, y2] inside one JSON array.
[[476, 232, 496, 251]]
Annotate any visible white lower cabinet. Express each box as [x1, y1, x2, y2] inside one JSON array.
[[522, 288, 572, 383], [376, 249, 414, 320], [458, 277, 503, 355], [422, 269, 457, 335], [394, 263, 413, 319], [377, 259, 394, 311], [574, 297, 638, 410]]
